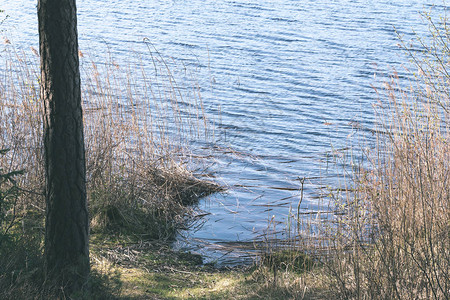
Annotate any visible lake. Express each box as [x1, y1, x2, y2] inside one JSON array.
[[1, 0, 438, 264]]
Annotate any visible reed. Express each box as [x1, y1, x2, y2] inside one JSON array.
[[255, 9, 449, 300], [0, 41, 219, 298], [312, 11, 449, 300]]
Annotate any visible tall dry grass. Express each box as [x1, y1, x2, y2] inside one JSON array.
[[0, 41, 219, 297], [0, 41, 218, 232], [253, 10, 449, 300], [319, 11, 449, 300], [78, 45, 219, 236]]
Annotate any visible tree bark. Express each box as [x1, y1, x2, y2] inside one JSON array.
[[38, 0, 89, 294]]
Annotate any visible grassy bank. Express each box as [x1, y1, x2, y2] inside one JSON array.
[[88, 235, 331, 299]]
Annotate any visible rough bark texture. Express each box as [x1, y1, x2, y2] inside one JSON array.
[[38, 0, 90, 294]]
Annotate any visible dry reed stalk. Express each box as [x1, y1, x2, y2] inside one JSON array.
[[318, 11, 449, 300], [255, 9, 449, 300]]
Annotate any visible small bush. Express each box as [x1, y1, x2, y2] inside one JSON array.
[[0, 148, 24, 245]]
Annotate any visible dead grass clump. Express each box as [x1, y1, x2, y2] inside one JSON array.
[[79, 49, 220, 236], [88, 168, 221, 239]]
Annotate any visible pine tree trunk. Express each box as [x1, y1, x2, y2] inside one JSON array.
[[38, 0, 90, 294]]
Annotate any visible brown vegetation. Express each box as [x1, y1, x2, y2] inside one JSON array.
[[0, 43, 220, 298], [249, 10, 449, 300]]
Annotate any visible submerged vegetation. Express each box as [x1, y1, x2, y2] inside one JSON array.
[[0, 6, 449, 300]]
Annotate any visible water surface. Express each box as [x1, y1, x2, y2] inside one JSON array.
[[2, 0, 438, 264]]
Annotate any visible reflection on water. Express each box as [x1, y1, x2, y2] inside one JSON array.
[[2, 0, 437, 264]]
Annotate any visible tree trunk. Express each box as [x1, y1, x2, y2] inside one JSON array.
[[38, 0, 90, 294]]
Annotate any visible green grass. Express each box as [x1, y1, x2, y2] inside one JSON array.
[[89, 234, 330, 300]]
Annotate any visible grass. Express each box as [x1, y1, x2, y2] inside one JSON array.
[[89, 235, 330, 299], [299, 9, 449, 299], [0, 39, 222, 298]]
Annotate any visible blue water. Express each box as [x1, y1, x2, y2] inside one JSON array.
[[1, 0, 439, 264]]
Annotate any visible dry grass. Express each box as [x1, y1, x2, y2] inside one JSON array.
[[252, 9, 449, 300], [0, 42, 220, 227], [0, 41, 220, 298], [312, 11, 450, 300]]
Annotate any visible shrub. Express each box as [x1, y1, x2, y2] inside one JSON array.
[[0, 148, 23, 246]]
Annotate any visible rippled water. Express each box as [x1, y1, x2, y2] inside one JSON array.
[[2, 0, 439, 263]]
